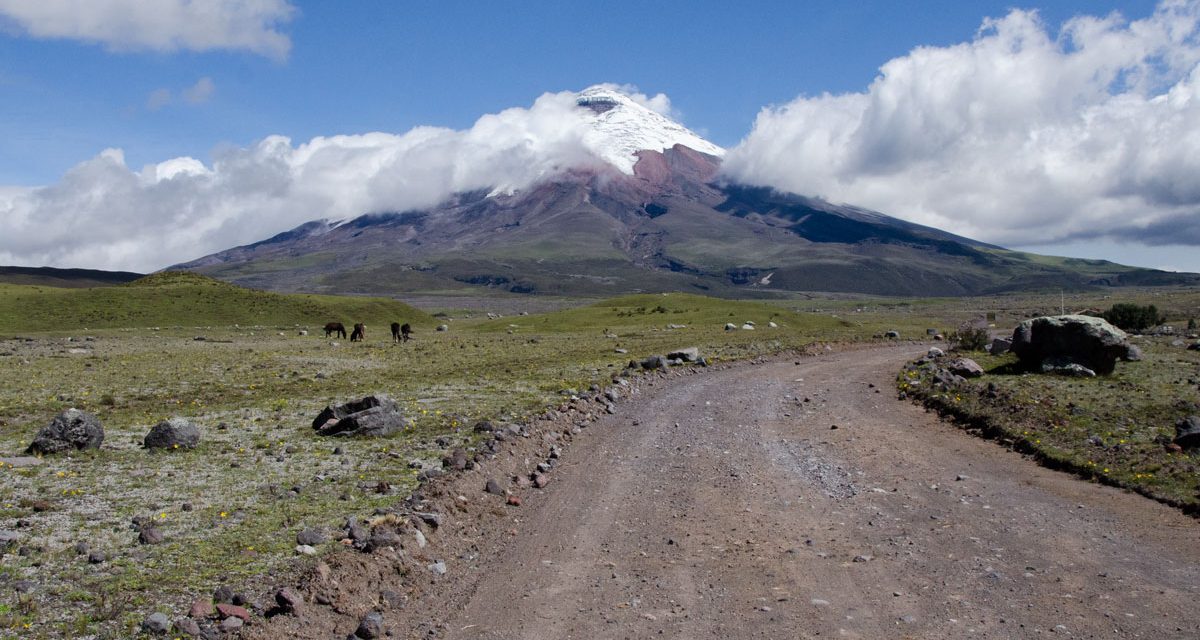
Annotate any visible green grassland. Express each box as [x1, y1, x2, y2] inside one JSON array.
[[899, 334, 1200, 512], [1, 276, 1198, 637]]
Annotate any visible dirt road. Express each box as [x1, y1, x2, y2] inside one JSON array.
[[251, 345, 1199, 639], [434, 346, 1198, 639]]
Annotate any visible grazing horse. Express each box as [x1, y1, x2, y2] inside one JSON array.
[[391, 322, 413, 342], [350, 323, 366, 342], [324, 322, 347, 339]]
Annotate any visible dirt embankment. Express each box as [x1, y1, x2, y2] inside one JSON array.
[[247, 346, 1200, 639]]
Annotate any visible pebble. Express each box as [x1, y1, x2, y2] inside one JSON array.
[[173, 617, 201, 636], [429, 560, 448, 575], [295, 544, 317, 555]]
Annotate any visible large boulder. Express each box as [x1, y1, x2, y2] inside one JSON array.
[[1011, 315, 1130, 375], [26, 409, 104, 455], [312, 395, 413, 437], [143, 418, 201, 450]]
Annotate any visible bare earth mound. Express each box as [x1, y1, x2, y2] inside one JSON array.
[[249, 345, 1199, 639]]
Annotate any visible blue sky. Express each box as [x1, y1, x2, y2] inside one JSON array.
[[2, 0, 1198, 273]]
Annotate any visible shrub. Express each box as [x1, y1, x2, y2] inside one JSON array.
[[1189, 318, 1197, 331], [949, 323, 990, 351], [1101, 303, 1164, 332]]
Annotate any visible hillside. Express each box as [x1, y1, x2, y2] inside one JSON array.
[[0, 271, 430, 332], [0, 265, 143, 288]]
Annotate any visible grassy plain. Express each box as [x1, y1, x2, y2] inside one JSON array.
[[0, 275, 1197, 637]]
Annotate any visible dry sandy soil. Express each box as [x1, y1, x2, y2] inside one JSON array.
[[250, 345, 1199, 640]]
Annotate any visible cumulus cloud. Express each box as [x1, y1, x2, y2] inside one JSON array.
[[0, 0, 295, 59], [0, 90, 612, 272], [721, 0, 1200, 249]]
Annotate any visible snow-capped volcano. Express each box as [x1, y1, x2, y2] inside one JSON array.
[[574, 85, 724, 174]]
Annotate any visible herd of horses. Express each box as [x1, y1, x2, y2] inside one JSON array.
[[322, 321, 412, 342]]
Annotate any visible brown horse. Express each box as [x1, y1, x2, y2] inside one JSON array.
[[350, 323, 365, 342], [391, 322, 413, 342], [323, 322, 346, 339]]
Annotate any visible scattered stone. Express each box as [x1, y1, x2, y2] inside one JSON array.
[[506, 495, 522, 506], [1189, 342, 1200, 351], [443, 448, 471, 471], [312, 395, 413, 438], [927, 347, 944, 358], [884, 330, 900, 339], [724, 323, 737, 331], [666, 347, 700, 363], [484, 479, 505, 495], [274, 587, 303, 614], [218, 616, 243, 632], [532, 473, 549, 488], [215, 602, 251, 622], [142, 612, 170, 635], [414, 512, 442, 529], [436, 324, 449, 332], [296, 528, 326, 546], [189, 599, 213, 618], [1174, 416, 1200, 449], [0, 531, 20, 548], [295, 544, 316, 556], [414, 529, 427, 548], [946, 357, 984, 378], [356, 611, 384, 639], [741, 323, 755, 331], [143, 417, 201, 450], [988, 337, 1012, 354], [1011, 315, 1130, 375], [173, 617, 201, 637], [87, 551, 107, 564], [213, 585, 235, 604], [138, 526, 165, 545], [26, 408, 104, 455], [365, 532, 403, 553], [1123, 344, 1144, 361], [853, 554, 873, 562], [640, 355, 670, 370], [1041, 360, 1096, 377], [429, 560, 448, 575]]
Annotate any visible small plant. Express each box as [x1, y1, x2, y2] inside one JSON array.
[[1101, 303, 1164, 332], [1189, 318, 1197, 331], [949, 323, 990, 351]]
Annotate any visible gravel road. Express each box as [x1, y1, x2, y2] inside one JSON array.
[[438, 346, 1199, 639]]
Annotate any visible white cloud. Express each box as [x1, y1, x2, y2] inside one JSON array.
[[145, 77, 216, 111], [0, 90, 611, 272], [182, 77, 215, 104], [0, 0, 294, 59], [146, 87, 172, 111], [721, 0, 1200, 250]]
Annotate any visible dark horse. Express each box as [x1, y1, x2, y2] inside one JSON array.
[[323, 322, 347, 339], [392, 322, 412, 342], [350, 323, 366, 342]]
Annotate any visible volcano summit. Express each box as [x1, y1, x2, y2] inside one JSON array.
[[173, 85, 1197, 297]]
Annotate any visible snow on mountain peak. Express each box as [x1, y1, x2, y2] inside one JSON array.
[[574, 85, 724, 174]]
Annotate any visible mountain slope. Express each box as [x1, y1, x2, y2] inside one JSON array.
[[171, 86, 1200, 297]]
